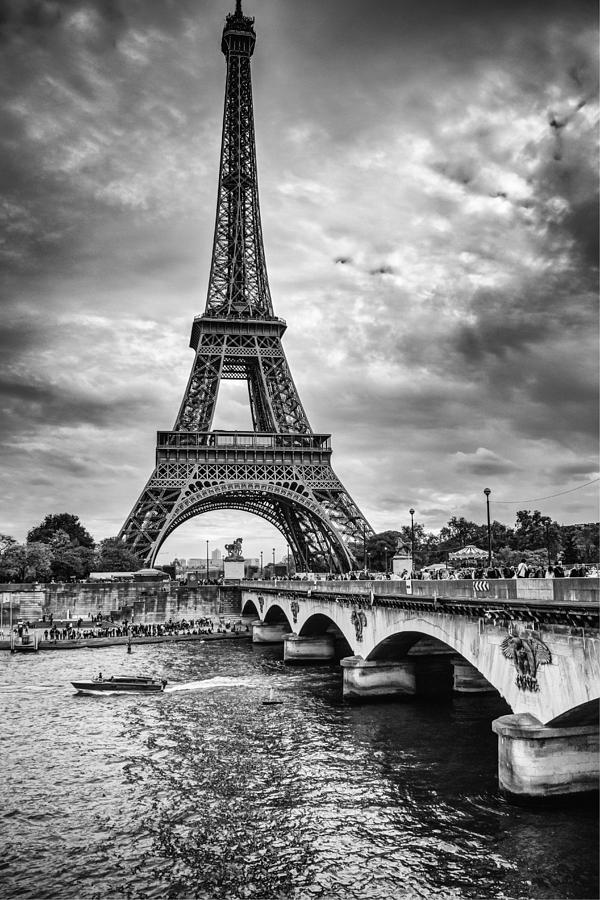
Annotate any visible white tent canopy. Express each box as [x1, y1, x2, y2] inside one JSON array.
[[448, 544, 487, 562]]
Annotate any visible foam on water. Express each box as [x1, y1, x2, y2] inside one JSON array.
[[166, 675, 258, 692]]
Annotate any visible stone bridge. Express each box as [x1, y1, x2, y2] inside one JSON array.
[[240, 577, 599, 801]]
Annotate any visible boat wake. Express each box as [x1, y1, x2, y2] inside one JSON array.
[[166, 676, 257, 693]]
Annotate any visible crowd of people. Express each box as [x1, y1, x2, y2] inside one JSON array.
[[400, 563, 599, 580], [280, 563, 599, 581], [18, 616, 250, 642]]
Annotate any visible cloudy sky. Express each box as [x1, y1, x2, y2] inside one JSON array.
[[1, 0, 598, 564]]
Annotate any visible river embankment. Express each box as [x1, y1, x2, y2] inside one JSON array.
[[1, 629, 252, 652]]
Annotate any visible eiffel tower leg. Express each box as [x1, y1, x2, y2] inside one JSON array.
[[118, 470, 189, 565], [175, 338, 224, 432]]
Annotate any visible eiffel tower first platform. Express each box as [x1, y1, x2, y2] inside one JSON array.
[[119, 1, 373, 572]]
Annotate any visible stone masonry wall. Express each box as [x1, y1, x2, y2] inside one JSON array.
[[0, 581, 241, 624]]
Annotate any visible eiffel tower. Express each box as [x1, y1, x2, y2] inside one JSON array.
[[119, 0, 373, 572]]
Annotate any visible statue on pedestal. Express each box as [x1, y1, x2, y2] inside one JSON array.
[[224, 538, 244, 561]]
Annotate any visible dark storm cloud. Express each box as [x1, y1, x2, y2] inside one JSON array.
[[0, 315, 41, 354], [548, 461, 599, 480], [454, 448, 521, 477], [0, 372, 153, 431], [0, 0, 62, 36]]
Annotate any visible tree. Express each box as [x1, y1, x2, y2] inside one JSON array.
[[494, 546, 548, 571], [418, 531, 444, 566], [28, 513, 95, 549], [439, 516, 486, 550], [0, 541, 52, 582], [514, 510, 562, 559], [560, 524, 599, 565], [95, 537, 141, 572], [0, 534, 17, 554], [24, 542, 53, 582], [366, 531, 402, 571], [0, 542, 26, 582], [489, 520, 515, 549], [49, 530, 94, 580]]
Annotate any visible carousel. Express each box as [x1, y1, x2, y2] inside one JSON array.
[[448, 544, 488, 566]]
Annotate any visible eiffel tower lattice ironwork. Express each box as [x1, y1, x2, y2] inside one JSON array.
[[119, 0, 373, 572]]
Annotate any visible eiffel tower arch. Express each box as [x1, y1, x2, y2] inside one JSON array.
[[119, 1, 373, 572]]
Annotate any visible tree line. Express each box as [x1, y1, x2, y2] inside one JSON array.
[[0, 509, 597, 583], [0, 514, 140, 583], [358, 511, 598, 572]]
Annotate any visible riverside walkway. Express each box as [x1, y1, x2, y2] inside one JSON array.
[[1, 626, 251, 652]]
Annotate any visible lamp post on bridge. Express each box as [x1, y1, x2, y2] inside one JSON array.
[[409, 508, 415, 574], [272, 547, 275, 578], [286, 544, 290, 579], [362, 525, 367, 575], [260, 550, 263, 579], [483, 488, 492, 568], [206, 539, 209, 582]]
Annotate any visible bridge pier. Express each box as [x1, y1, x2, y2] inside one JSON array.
[[340, 656, 416, 701], [252, 622, 290, 644], [452, 659, 495, 693], [492, 713, 599, 800], [283, 634, 335, 663]]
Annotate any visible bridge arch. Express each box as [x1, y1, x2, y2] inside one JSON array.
[[263, 604, 292, 627], [547, 699, 599, 728], [367, 630, 451, 661], [298, 612, 355, 654], [368, 620, 486, 677], [241, 597, 260, 618]]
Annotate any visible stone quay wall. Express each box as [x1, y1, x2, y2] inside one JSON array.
[[0, 581, 243, 625]]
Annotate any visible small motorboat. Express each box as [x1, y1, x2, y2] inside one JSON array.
[[71, 675, 167, 695]]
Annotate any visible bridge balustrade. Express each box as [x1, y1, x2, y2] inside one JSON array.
[[244, 577, 598, 606]]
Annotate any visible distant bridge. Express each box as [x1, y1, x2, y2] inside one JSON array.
[[240, 577, 599, 801]]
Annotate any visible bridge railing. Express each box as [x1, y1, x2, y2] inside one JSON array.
[[243, 577, 599, 606]]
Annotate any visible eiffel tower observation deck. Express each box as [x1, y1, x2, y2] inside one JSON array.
[[119, 1, 373, 572]]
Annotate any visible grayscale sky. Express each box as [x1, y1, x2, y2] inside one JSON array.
[[0, 0, 598, 563]]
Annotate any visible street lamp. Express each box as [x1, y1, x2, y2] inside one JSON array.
[[286, 544, 290, 579], [272, 547, 275, 576], [483, 488, 492, 567], [206, 539, 209, 582], [260, 550, 263, 579], [363, 524, 367, 574], [409, 508, 415, 573]]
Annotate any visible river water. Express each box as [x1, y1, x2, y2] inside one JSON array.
[[1, 641, 597, 900]]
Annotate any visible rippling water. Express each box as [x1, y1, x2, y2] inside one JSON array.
[[1, 642, 597, 899]]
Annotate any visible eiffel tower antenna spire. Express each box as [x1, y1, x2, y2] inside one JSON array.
[[119, 5, 373, 572]]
